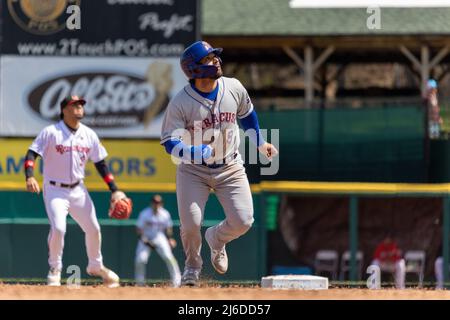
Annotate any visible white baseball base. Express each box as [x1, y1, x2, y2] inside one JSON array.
[[261, 275, 329, 290]]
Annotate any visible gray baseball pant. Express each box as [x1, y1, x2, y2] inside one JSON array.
[[176, 161, 254, 271]]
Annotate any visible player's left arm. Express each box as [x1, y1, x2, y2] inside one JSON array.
[[94, 160, 119, 193], [235, 79, 278, 160], [94, 160, 133, 217], [90, 133, 124, 196], [239, 110, 278, 160], [90, 135, 132, 219]]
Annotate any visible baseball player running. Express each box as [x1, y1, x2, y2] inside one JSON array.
[[135, 194, 181, 287], [25, 95, 130, 287], [160, 41, 278, 286]]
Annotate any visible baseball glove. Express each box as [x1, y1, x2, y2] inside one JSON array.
[[108, 191, 133, 220]]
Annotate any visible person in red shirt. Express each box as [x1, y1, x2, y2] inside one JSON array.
[[371, 234, 406, 289]]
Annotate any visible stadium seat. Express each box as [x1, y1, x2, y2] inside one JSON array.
[[404, 250, 426, 287], [340, 250, 364, 280], [314, 250, 339, 280]]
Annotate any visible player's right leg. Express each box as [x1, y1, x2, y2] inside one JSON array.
[[43, 183, 70, 286], [135, 240, 151, 286], [176, 163, 210, 286]]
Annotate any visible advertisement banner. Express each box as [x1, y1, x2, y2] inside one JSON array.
[[0, 55, 187, 137], [1, 0, 199, 57], [0, 138, 177, 185]]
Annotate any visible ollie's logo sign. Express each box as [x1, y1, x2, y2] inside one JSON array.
[[27, 71, 161, 128]]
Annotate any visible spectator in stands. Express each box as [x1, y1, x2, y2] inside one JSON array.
[[371, 233, 405, 289], [424, 79, 443, 139]]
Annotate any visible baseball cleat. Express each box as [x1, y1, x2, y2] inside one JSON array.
[[87, 266, 120, 288], [47, 268, 61, 286], [181, 268, 200, 287], [205, 227, 228, 274]]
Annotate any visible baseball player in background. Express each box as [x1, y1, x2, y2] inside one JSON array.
[[25, 95, 129, 287], [160, 41, 278, 286], [134, 194, 181, 287]]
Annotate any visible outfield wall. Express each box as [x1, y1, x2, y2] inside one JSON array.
[[0, 191, 265, 281]]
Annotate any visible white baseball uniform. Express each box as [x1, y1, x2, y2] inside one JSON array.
[[29, 120, 107, 272], [135, 206, 181, 287]]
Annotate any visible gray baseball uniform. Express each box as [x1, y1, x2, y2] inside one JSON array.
[[160, 76, 255, 271]]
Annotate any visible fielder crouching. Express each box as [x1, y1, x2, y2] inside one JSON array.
[[134, 194, 181, 287]]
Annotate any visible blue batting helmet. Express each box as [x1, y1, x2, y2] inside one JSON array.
[[180, 41, 223, 79]]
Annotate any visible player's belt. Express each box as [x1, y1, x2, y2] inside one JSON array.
[[49, 180, 80, 189], [200, 153, 238, 169]]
